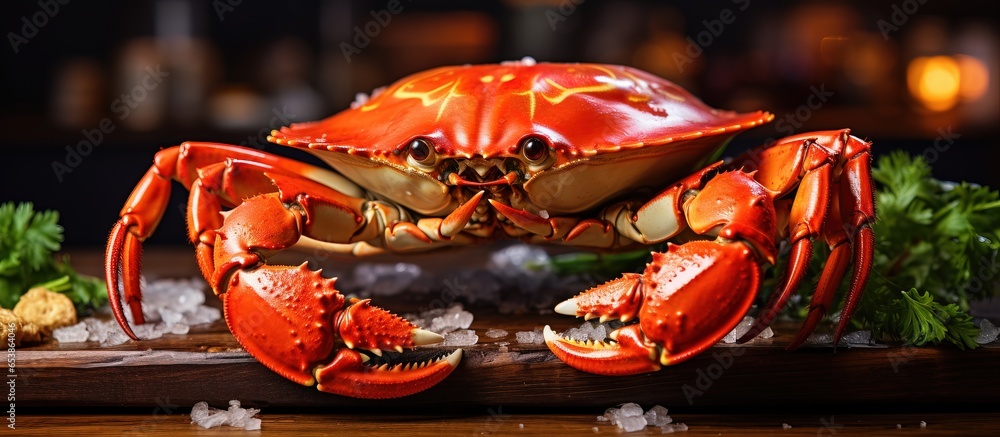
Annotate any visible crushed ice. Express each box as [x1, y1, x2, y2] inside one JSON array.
[[404, 303, 479, 346], [515, 328, 545, 345], [485, 328, 508, 339], [562, 321, 609, 342], [443, 329, 479, 347], [190, 400, 261, 430], [349, 263, 422, 296], [404, 303, 474, 334], [841, 330, 872, 344], [52, 277, 221, 347], [601, 403, 687, 433], [975, 319, 999, 344], [721, 316, 773, 343], [805, 333, 833, 344]]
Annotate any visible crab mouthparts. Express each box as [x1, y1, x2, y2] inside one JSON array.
[[447, 171, 518, 187]]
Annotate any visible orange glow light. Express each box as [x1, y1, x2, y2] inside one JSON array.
[[956, 54, 989, 101], [907, 56, 961, 111]]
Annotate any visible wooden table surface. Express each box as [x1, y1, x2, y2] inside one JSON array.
[[14, 411, 1000, 436], [12, 248, 1000, 435]]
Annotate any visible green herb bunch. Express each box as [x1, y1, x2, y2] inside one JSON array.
[[0, 202, 107, 312], [854, 151, 999, 348]]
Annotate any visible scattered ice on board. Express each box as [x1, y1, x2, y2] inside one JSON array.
[[841, 330, 872, 344], [190, 400, 261, 431], [721, 315, 773, 343], [515, 328, 545, 344], [52, 277, 221, 347], [976, 319, 999, 344], [485, 328, 508, 339], [442, 329, 479, 347], [601, 403, 687, 433]]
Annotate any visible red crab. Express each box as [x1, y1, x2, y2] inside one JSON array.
[[105, 59, 874, 397]]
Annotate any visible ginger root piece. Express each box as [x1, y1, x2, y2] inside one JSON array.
[[0, 308, 33, 347], [13, 287, 78, 338]]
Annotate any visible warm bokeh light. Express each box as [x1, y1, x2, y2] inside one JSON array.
[[956, 54, 990, 101], [907, 56, 961, 111]]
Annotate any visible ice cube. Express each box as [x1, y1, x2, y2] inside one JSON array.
[[190, 401, 229, 429], [53, 322, 89, 343], [101, 330, 130, 347], [485, 328, 508, 339], [841, 330, 871, 344], [660, 422, 688, 433], [158, 307, 183, 326], [643, 405, 671, 427], [619, 403, 644, 417], [190, 400, 262, 430], [806, 333, 833, 344], [976, 319, 999, 344], [782, 423, 792, 429], [592, 324, 607, 342], [619, 415, 647, 432], [759, 327, 774, 339], [515, 331, 536, 344], [563, 327, 586, 341], [920, 421, 927, 429], [428, 310, 474, 334], [132, 323, 163, 341], [722, 316, 756, 343], [443, 329, 479, 346], [170, 323, 190, 335]]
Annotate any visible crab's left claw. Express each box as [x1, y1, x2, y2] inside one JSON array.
[[316, 299, 462, 399]]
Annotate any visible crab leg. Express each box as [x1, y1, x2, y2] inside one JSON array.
[[728, 130, 875, 347], [106, 142, 465, 398], [546, 130, 874, 373], [106, 142, 362, 334]]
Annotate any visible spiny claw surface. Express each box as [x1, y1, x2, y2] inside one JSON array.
[[554, 273, 643, 322], [337, 299, 427, 352]]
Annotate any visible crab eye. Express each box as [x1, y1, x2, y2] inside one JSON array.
[[520, 137, 548, 163], [407, 138, 435, 165]]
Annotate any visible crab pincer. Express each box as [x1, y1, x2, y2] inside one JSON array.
[[544, 241, 760, 375]]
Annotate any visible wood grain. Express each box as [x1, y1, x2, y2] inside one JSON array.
[[13, 412, 1000, 436], [17, 248, 995, 411], [15, 312, 1000, 409]]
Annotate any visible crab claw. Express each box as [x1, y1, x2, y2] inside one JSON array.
[[325, 299, 459, 398], [546, 241, 760, 375], [544, 325, 660, 375], [222, 264, 461, 399], [315, 348, 462, 399]]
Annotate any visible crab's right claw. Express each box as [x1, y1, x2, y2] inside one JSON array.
[[544, 273, 660, 375], [222, 265, 461, 399], [318, 298, 462, 399]]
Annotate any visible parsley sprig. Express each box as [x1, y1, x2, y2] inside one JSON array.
[[0, 202, 107, 312], [851, 151, 999, 348]]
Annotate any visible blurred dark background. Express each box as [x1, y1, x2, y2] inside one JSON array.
[[1, 0, 997, 248]]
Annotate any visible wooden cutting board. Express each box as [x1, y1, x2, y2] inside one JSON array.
[[16, 248, 1000, 409]]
